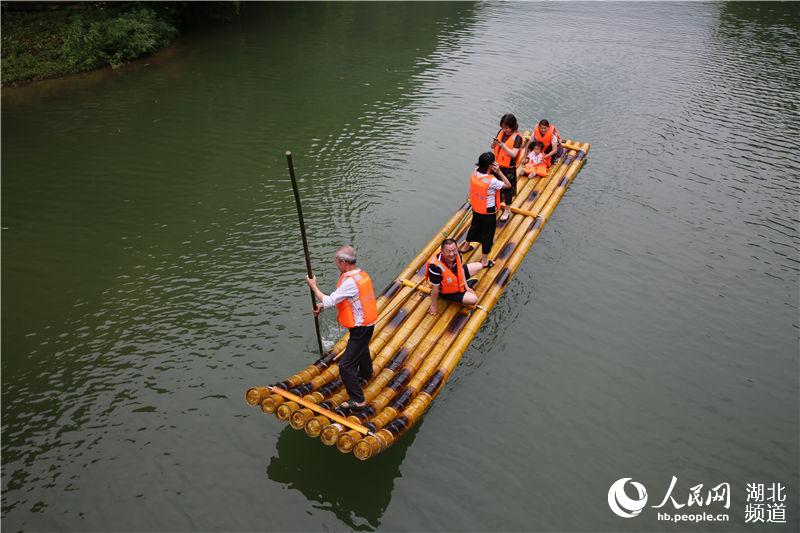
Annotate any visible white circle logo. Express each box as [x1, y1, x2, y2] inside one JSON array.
[[608, 478, 648, 518]]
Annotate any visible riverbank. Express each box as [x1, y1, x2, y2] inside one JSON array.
[[1, 2, 238, 85]]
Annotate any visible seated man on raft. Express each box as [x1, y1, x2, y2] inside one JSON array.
[[532, 119, 564, 167], [426, 238, 488, 316]]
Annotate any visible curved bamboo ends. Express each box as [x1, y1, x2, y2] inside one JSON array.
[[245, 387, 268, 406], [247, 139, 591, 459]]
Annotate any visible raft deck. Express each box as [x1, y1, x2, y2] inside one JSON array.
[[246, 137, 591, 460]]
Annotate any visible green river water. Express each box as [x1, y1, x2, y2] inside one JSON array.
[[2, 2, 798, 531]]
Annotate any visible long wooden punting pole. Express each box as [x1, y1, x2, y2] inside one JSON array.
[[285, 151, 325, 359], [353, 143, 590, 460]]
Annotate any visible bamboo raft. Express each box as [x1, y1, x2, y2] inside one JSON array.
[[246, 134, 590, 460]]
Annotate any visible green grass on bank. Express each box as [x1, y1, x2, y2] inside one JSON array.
[[1, 4, 177, 84], [1, 2, 240, 85]]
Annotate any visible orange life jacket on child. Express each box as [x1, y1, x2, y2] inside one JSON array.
[[525, 152, 549, 177]]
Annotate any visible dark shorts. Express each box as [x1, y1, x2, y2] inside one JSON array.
[[440, 290, 467, 303], [437, 264, 471, 302], [546, 144, 565, 165], [499, 166, 517, 205], [466, 210, 497, 255]]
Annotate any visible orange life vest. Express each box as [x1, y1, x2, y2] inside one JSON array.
[[426, 252, 466, 294], [533, 125, 557, 166], [469, 169, 501, 215], [493, 130, 520, 168], [525, 161, 549, 177], [525, 151, 548, 176], [335, 269, 378, 328]]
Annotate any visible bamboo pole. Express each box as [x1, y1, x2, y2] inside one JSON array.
[[285, 151, 325, 359]]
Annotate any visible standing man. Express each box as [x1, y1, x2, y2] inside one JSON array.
[[458, 152, 511, 267], [307, 245, 377, 410], [533, 119, 564, 167]]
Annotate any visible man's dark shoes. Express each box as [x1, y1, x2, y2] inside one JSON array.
[[338, 400, 368, 413]]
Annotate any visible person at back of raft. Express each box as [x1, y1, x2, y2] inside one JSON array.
[[306, 245, 377, 410], [426, 238, 488, 316], [532, 119, 564, 167], [458, 151, 511, 267], [491, 113, 524, 221]]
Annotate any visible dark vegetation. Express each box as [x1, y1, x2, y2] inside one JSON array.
[[1, 1, 240, 85]]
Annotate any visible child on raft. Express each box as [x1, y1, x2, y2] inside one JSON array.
[[523, 141, 548, 178]]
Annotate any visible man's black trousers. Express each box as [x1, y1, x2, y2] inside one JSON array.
[[339, 324, 374, 403]]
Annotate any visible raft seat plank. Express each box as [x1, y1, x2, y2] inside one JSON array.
[[507, 206, 540, 218], [268, 386, 370, 435]]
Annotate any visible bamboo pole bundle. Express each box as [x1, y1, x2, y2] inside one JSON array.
[[247, 141, 589, 460], [353, 143, 590, 460]]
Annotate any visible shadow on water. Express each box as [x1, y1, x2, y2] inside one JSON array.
[[267, 423, 421, 530]]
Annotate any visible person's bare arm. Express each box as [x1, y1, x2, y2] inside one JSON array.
[[428, 284, 440, 315]]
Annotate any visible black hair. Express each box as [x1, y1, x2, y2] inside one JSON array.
[[476, 151, 495, 173], [441, 238, 457, 250], [538, 119, 550, 128], [533, 141, 545, 150], [499, 113, 518, 131]]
